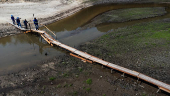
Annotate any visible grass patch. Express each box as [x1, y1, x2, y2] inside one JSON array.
[[86, 88, 91, 92], [142, 92, 147, 96], [40, 91, 44, 94], [69, 84, 73, 87], [83, 86, 85, 89], [49, 77, 56, 81], [86, 78, 92, 85], [95, 7, 166, 23], [151, 30, 170, 40], [98, 21, 170, 54], [80, 18, 170, 74], [73, 91, 78, 96]]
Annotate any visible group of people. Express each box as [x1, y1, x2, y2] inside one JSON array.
[[11, 15, 39, 30]]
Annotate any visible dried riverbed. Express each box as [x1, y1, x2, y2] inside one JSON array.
[[0, 0, 170, 96]]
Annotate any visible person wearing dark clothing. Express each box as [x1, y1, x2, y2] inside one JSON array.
[[16, 17, 21, 28], [23, 19, 28, 29], [33, 18, 39, 30], [11, 15, 15, 24]]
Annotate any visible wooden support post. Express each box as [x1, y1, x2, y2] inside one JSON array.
[[41, 34, 51, 45], [121, 73, 125, 77], [41, 36, 42, 42], [157, 88, 160, 93], [139, 80, 143, 85], [137, 78, 140, 83], [102, 65, 104, 69], [111, 69, 113, 74], [29, 23, 31, 31]]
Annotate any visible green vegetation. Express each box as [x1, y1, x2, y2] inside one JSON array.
[[40, 91, 44, 94], [80, 18, 170, 75], [93, 20, 170, 55], [57, 84, 61, 88], [86, 78, 92, 85], [49, 77, 56, 81], [63, 73, 69, 77], [142, 92, 147, 96], [69, 84, 73, 87], [73, 91, 78, 95], [42, 86, 45, 89], [78, 67, 83, 72], [63, 83, 68, 87], [86, 88, 91, 92], [92, 7, 166, 24]]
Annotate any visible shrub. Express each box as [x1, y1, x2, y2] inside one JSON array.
[[49, 77, 56, 81], [86, 78, 92, 85]]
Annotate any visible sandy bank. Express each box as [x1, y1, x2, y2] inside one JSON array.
[[0, 0, 92, 38], [1, 0, 170, 38]]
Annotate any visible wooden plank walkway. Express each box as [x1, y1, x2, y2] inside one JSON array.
[[9, 22, 170, 94]]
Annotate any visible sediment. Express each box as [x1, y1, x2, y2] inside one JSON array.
[[0, 0, 170, 96]]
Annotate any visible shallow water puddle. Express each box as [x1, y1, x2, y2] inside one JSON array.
[[0, 34, 64, 75], [0, 3, 170, 75]]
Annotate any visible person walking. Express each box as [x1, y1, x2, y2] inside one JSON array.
[[23, 19, 28, 29], [33, 18, 39, 30], [16, 17, 22, 28], [11, 15, 15, 24]]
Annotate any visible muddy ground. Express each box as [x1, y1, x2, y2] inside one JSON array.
[[0, 0, 170, 96], [0, 54, 168, 96], [80, 18, 170, 83]]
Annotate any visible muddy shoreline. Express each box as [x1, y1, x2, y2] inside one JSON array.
[[0, 1, 170, 96]]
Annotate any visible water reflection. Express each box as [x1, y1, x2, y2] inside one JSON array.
[[0, 34, 64, 75], [97, 7, 170, 32], [46, 3, 170, 33]]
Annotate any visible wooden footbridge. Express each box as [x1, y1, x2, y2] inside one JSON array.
[[9, 22, 170, 94]]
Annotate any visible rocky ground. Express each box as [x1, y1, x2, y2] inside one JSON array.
[[0, 54, 169, 96], [0, 0, 170, 96], [80, 18, 170, 84]]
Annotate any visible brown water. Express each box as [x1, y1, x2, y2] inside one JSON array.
[[46, 3, 170, 32], [0, 3, 170, 75], [0, 34, 66, 74]]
